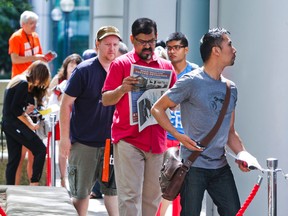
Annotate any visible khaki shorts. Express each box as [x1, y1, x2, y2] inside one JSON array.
[[68, 142, 117, 199]]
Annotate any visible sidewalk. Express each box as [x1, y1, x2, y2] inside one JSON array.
[[54, 179, 108, 216], [53, 145, 108, 216], [2, 146, 180, 216], [54, 152, 174, 216], [55, 177, 173, 216], [53, 141, 179, 216]]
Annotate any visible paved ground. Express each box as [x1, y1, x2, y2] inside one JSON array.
[[54, 148, 174, 216], [53, 149, 109, 215], [1, 144, 206, 216], [88, 198, 108, 216], [55, 179, 173, 216], [55, 177, 172, 215], [1, 143, 203, 215]]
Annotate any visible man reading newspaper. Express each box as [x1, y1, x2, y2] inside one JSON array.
[[102, 18, 177, 216]]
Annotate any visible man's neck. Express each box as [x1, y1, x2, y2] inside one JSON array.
[[22, 28, 32, 35], [173, 60, 187, 75], [98, 56, 112, 72], [202, 63, 224, 80]]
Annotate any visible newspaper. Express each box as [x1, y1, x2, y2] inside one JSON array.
[[129, 64, 173, 131], [226, 149, 264, 171]]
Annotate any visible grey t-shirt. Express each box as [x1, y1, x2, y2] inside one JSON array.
[[166, 67, 237, 169]]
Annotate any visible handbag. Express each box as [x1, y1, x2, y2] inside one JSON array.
[[159, 82, 231, 201], [35, 118, 50, 140], [101, 139, 116, 189], [29, 107, 50, 140]]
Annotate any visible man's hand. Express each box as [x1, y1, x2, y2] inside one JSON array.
[[33, 54, 47, 62], [235, 160, 250, 172], [120, 76, 139, 93], [176, 134, 204, 152]]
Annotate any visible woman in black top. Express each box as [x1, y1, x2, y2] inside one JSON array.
[[2, 60, 50, 185]]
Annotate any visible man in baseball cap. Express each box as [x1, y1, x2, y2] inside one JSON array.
[[59, 25, 121, 216], [96, 26, 122, 41]]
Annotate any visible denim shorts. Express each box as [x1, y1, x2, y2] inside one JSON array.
[[68, 142, 117, 199]]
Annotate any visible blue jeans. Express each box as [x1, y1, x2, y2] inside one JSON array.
[[180, 164, 240, 216]]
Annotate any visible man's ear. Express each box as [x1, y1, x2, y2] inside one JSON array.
[[130, 34, 134, 44], [212, 46, 221, 56], [95, 40, 99, 50], [184, 46, 189, 55]]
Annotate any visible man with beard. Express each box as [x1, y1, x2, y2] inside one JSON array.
[[102, 18, 177, 216], [59, 26, 120, 216], [151, 28, 251, 216]]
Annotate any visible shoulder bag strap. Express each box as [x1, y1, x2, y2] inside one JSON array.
[[184, 81, 231, 167]]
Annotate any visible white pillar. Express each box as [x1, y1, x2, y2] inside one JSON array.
[[30, 0, 51, 53], [89, 0, 125, 48]]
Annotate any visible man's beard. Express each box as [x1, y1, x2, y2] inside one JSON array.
[[139, 48, 152, 60]]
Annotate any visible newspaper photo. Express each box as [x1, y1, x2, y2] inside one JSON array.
[[137, 88, 172, 132], [129, 64, 173, 131]]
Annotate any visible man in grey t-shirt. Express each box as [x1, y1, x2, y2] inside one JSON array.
[[152, 28, 251, 216]]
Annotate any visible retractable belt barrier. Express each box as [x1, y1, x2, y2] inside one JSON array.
[[235, 158, 288, 216]]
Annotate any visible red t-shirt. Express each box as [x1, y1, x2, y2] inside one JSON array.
[[9, 28, 43, 77], [103, 49, 177, 154]]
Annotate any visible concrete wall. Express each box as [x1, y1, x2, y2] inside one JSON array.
[[215, 0, 288, 215], [90, 0, 126, 48], [90, 0, 177, 51], [176, 0, 210, 66], [31, 0, 51, 54]]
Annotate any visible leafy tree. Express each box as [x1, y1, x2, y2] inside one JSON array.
[[0, 0, 32, 78]]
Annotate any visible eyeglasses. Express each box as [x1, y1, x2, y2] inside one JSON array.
[[134, 37, 157, 46], [166, 45, 186, 52]]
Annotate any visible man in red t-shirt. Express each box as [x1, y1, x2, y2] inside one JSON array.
[[102, 18, 177, 216], [9, 10, 47, 78]]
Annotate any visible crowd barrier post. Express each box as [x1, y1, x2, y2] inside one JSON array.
[[267, 158, 279, 216], [49, 114, 57, 186]]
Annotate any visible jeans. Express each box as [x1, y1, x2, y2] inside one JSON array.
[[180, 164, 240, 216], [91, 180, 102, 197]]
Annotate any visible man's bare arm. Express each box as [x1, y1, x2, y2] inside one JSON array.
[[102, 76, 138, 106], [227, 111, 250, 172], [151, 94, 201, 151], [227, 111, 246, 154], [59, 93, 75, 158], [10, 53, 46, 64]]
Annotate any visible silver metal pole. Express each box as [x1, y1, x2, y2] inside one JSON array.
[[267, 158, 278, 216], [49, 114, 57, 186]]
